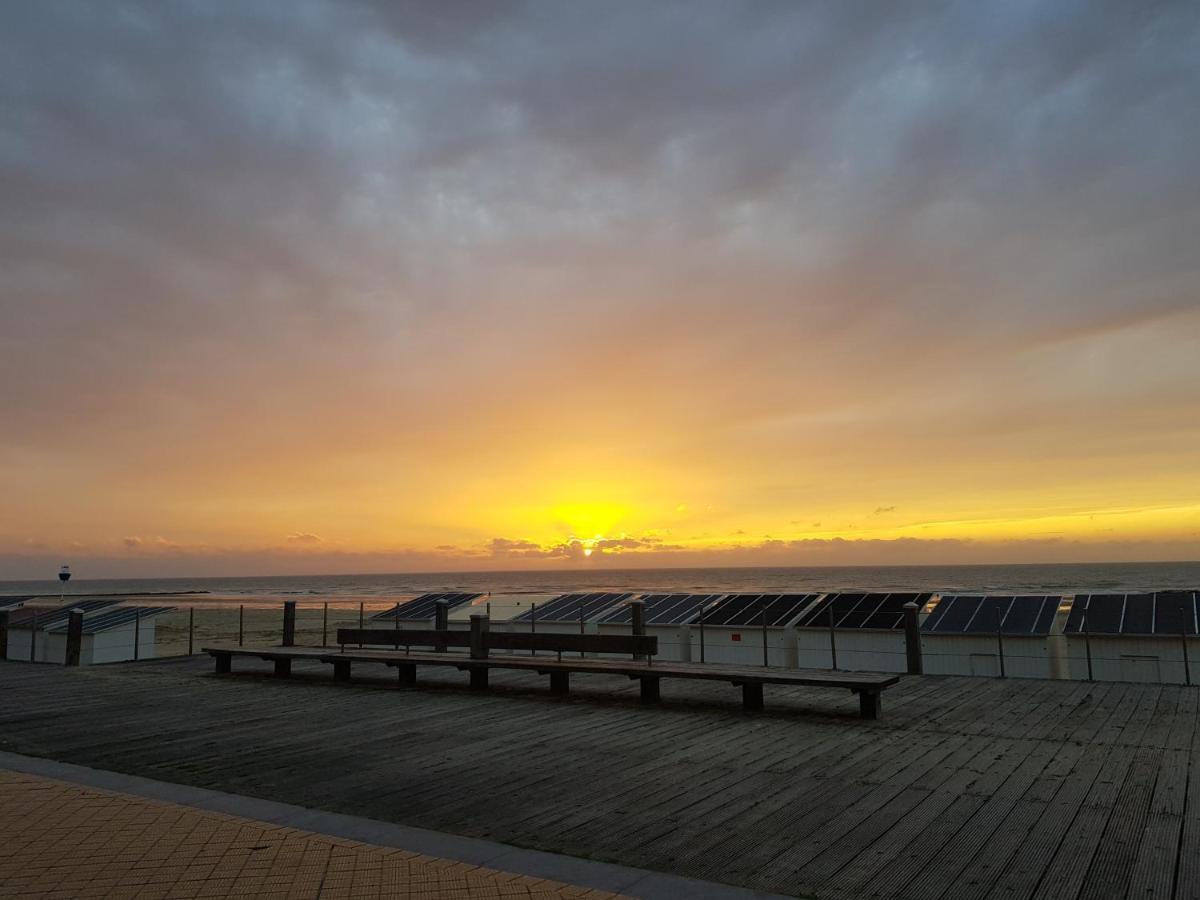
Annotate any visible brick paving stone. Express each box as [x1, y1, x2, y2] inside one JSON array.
[[0, 771, 628, 900]]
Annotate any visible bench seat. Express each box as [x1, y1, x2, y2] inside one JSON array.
[[203, 645, 899, 719]]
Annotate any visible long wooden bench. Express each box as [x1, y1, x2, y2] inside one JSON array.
[[203, 626, 899, 719]]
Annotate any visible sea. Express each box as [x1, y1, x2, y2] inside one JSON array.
[[2, 562, 1198, 606]]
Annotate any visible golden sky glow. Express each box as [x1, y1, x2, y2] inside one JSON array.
[[2, 3, 1199, 577]]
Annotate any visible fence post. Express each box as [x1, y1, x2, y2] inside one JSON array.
[[903, 602, 923, 675], [282, 601, 296, 647], [530, 602, 537, 656], [1182, 627, 1191, 687], [395, 602, 401, 631], [631, 600, 645, 661], [358, 602, 365, 648], [1083, 613, 1093, 682], [828, 602, 838, 671], [65, 609, 84, 667], [133, 608, 141, 661], [322, 602, 328, 648], [188, 606, 194, 656], [239, 604, 245, 647], [31, 609, 38, 662], [761, 604, 769, 667], [435, 599, 448, 652], [580, 600, 586, 658], [699, 603, 707, 663], [470, 614, 489, 659], [0, 609, 8, 661], [996, 610, 1006, 679]]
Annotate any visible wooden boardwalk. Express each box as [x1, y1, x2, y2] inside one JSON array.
[[0, 656, 1197, 899]]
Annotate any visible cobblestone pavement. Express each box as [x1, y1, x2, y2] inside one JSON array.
[[0, 770, 627, 900]]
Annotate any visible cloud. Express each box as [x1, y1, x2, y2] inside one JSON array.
[[1, 2, 1198, 571], [286, 532, 323, 544], [873, 506, 896, 515]]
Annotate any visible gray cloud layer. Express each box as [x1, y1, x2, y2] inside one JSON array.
[[2, 1, 1199, 573]]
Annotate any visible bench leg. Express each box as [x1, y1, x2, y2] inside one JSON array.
[[333, 660, 351, 682], [273, 658, 292, 678], [640, 676, 661, 704], [470, 668, 489, 691], [742, 683, 764, 711], [550, 671, 570, 696], [858, 690, 881, 720], [214, 654, 231, 675], [396, 664, 417, 687]]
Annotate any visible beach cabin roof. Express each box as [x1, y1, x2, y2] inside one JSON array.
[[701, 593, 823, 628], [372, 592, 482, 622], [596, 593, 726, 626], [795, 592, 933, 630], [44, 605, 175, 634], [7, 598, 122, 630], [1063, 591, 1198, 635], [512, 592, 634, 624], [922, 595, 1062, 635]]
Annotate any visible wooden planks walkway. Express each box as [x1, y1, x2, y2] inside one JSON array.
[[0, 656, 1197, 899]]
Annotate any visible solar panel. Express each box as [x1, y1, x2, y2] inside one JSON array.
[[1064, 592, 1199, 635], [595, 593, 725, 626], [373, 592, 483, 622], [700, 594, 820, 628], [0, 596, 30, 611], [511, 592, 634, 623], [45, 606, 175, 634], [796, 593, 932, 630], [921, 595, 1061, 635], [7, 598, 122, 630]]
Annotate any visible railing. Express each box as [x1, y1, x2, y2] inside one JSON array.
[[3, 596, 1197, 687]]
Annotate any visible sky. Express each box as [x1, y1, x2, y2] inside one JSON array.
[[2, 1, 1199, 579]]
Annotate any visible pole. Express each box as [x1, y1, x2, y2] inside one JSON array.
[[1182, 626, 1191, 687], [239, 604, 244, 647], [761, 603, 769, 667], [133, 607, 141, 661], [630, 600, 645, 662], [530, 602, 537, 656], [0, 609, 8, 661], [282, 601, 296, 648], [995, 602, 1006, 679], [188, 607, 194, 656], [359, 602, 365, 648], [322, 602, 328, 648], [903, 602, 922, 675], [699, 602, 706, 663], [580, 600, 585, 657], [65, 609, 83, 667], [31, 610, 38, 662], [395, 602, 401, 631], [1083, 613, 1093, 682], [828, 601, 838, 671]]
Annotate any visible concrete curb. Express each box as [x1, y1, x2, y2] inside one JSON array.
[[0, 750, 796, 900]]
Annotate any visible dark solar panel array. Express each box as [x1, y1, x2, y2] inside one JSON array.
[[46, 606, 175, 634], [1063, 592, 1199, 635], [795, 593, 933, 630], [596, 593, 726, 626], [921, 595, 1061, 635], [701, 594, 821, 628], [511, 592, 634, 623], [374, 592, 483, 621], [0, 596, 30, 611], [8, 598, 121, 630]]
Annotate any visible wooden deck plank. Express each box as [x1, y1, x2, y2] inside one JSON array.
[[0, 657, 1196, 899]]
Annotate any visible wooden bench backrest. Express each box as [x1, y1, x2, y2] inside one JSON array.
[[337, 628, 657, 656]]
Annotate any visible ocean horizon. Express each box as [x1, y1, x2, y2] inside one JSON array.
[[4, 560, 1198, 602]]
